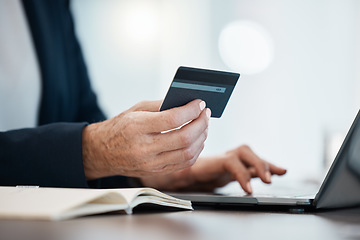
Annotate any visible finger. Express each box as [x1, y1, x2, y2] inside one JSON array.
[[244, 164, 287, 180], [141, 99, 208, 133], [248, 162, 287, 177], [223, 156, 253, 194], [151, 135, 206, 173], [152, 142, 204, 174], [248, 167, 257, 178], [149, 109, 210, 153], [235, 145, 272, 183], [268, 163, 287, 175], [130, 100, 163, 112]]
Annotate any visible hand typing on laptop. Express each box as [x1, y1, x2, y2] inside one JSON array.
[[140, 144, 287, 194]]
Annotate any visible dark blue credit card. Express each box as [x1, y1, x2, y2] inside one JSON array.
[[160, 66, 240, 118]]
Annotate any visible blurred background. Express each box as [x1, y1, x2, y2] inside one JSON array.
[[71, 0, 360, 181]]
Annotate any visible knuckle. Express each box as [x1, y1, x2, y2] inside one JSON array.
[[132, 101, 147, 111], [224, 152, 236, 164], [165, 113, 180, 129], [239, 144, 251, 152], [183, 147, 197, 161], [236, 171, 251, 183], [236, 145, 251, 159], [179, 132, 192, 146], [121, 116, 136, 135], [256, 160, 267, 170], [184, 158, 197, 168]]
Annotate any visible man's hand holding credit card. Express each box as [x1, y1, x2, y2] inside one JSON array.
[[160, 66, 240, 118]]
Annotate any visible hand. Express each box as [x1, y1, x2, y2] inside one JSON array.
[[82, 99, 211, 180], [141, 145, 287, 194]]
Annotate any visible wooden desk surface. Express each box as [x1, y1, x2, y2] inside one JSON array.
[[1, 206, 360, 240]]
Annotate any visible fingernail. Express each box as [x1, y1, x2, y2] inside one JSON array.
[[206, 108, 211, 119], [246, 182, 252, 194], [266, 171, 272, 183], [199, 101, 206, 111]]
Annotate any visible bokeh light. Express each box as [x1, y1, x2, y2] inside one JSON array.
[[218, 20, 274, 75], [122, 4, 159, 45]]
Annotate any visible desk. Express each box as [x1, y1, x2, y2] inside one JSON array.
[[1, 206, 360, 240]]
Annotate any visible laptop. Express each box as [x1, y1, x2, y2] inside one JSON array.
[[170, 109, 360, 211]]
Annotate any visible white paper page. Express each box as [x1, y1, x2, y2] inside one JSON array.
[[111, 187, 188, 203], [0, 187, 127, 220]]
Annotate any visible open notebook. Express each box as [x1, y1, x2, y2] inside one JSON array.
[[0, 186, 192, 221]]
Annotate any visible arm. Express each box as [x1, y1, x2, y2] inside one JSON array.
[[0, 99, 209, 188], [0, 123, 89, 187]]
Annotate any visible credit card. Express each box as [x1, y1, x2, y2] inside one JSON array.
[[160, 66, 240, 118]]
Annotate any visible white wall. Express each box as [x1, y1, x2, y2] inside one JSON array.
[[72, 0, 360, 180]]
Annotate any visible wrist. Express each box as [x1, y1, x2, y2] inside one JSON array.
[[140, 167, 194, 191], [82, 123, 106, 180]]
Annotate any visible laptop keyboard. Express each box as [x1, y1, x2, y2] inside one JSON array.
[[215, 177, 320, 199]]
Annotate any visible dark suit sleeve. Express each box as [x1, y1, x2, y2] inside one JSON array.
[[4, 0, 136, 189], [0, 123, 89, 187], [0, 122, 140, 188]]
